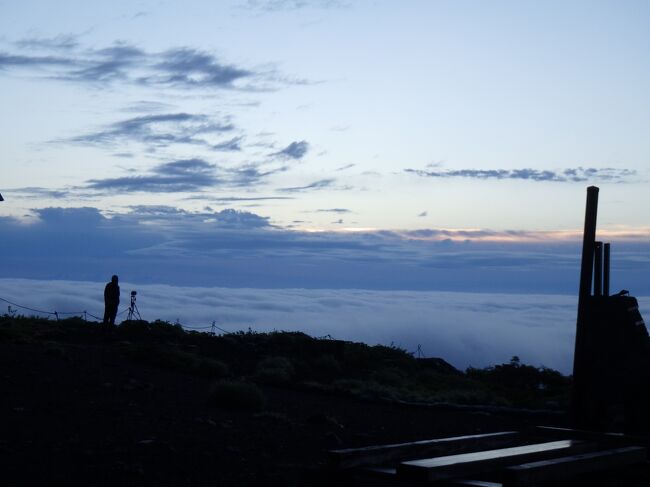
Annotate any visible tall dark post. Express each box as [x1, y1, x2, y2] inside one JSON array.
[[594, 241, 603, 297], [572, 186, 599, 428], [603, 243, 610, 297]]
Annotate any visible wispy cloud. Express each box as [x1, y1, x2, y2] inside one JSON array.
[[140, 47, 252, 89], [272, 140, 309, 159], [229, 162, 288, 187], [83, 156, 291, 194], [206, 196, 295, 203], [242, 0, 349, 12], [212, 136, 243, 151], [86, 158, 221, 193], [60, 112, 235, 150], [0, 41, 290, 91], [6, 187, 72, 199], [15, 34, 80, 51], [405, 166, 637, 183], [279, 178, 335, 192], [335, 163, 355, 171], [316, 208, 351, 213]]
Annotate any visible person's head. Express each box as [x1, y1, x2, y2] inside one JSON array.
[[111, 275, 119, 283]]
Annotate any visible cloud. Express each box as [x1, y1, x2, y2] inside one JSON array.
[[201, 196, 295, 203], [121, 101, 175, 113], [405, 167, 637, 183], [316, 208, 351, 213], [62, 112, 235, 149], [86, 158, 221, 193], [212, 136, 243, 151], [0, 41, 288, 91], [272, 140, 309, 159], [279, 178, 335, 192], [66, 44, 146, 83], [81, 156, 291, 195], [141, 47, 252, 88], [335, 163, 355, 171], [15, 34, 80, 51], [7, 187, 71, 199], [0, 52, 76, 69], [242, 0, 348, 11], [3, 205, 650, 302], [229, 163, 289, 186]]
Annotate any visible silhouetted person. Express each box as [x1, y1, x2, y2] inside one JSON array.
[[103, 275, 120, 326]]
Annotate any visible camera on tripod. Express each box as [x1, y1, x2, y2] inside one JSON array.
[[127, 290, 141, 321]]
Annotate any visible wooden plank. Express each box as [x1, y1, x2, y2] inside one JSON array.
[[534, 426, 649, 446], [329, 431, 520, 469], [397, 440, 586, 483], [360, 468, 504, 487], [502, 446, 646, 487], [444, 481, 502, 487]]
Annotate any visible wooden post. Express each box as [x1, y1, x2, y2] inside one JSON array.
[[603, 243, 610, 297], [571, 186, 599, 428], [594, 241, 603, 297]]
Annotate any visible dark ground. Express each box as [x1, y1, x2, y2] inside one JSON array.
[[1, 334, 566, 486]]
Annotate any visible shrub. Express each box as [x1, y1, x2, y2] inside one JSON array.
[[208, 381, 266, 412], [309, 354, 342, 383], [371, 367, 406, 387], [255, 356, 295, 385], [196, 357, 229, 379]]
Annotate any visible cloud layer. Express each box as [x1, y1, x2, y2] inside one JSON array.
[[0, 278, 586, 373], [405, 167, 637, 183], [2, 206, 650, 295]]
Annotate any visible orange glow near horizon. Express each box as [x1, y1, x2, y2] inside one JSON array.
[[291, 224, 650, 244]]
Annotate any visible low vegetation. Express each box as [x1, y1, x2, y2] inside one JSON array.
[[0, 315, 571, 410]]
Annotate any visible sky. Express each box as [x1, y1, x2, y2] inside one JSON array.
[[1, 1, 649, 369]]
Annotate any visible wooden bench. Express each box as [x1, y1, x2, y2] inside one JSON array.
[[329, 431, 520, 469], [328, 427, 649, 486], [502, 446, 647, 487], [397, 440, 588, 483]]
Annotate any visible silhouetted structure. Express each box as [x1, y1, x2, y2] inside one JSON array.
[[572, 187, 650, 433], [126, 290, 142, 321], [103, 275, 120, 326]]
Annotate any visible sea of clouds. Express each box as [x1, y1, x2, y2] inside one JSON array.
[[5, 278, 646, 374]]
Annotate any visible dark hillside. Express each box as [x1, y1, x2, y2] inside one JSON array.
[[1, 316, 569, 486]]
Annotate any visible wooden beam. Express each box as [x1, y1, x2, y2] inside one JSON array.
[[594, 241, 603, 297], [502, 446, 646, 487], [603, 243, 611, 297], [329, 431, 519, 469], [533, 426, 649, 445], [444, 481, 503, 487], [397, 440, 586, 483], [572, 185, 599, 429]]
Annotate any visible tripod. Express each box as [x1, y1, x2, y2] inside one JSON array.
[[126, 291, 142, 321]]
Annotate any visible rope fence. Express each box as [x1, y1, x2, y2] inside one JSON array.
[[0, 295, 421, 354], [0, 294, 233, 335]]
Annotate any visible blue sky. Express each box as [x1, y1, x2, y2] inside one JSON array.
[[1, 1, 649, 367], [2, 0, 649, 229]]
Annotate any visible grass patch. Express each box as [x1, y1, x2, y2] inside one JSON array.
[[208, 381, 266, 412], [255, 356, 295, 385]]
